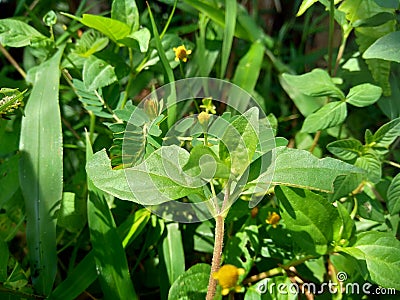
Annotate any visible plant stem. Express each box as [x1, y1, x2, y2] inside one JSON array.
[[206, 214, 225, 300], [309, 130, 321, 153], [0, 44, 26, 79], [328, 0, 335, 76]]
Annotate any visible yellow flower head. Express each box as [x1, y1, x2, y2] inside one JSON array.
[[198, 111, 210, 126], [173, 45, 192, 62], [212, 264, 245, 295], [266, 211, 280, 228]]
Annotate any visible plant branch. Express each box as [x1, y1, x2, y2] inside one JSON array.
[[0, 44, 26, 79]]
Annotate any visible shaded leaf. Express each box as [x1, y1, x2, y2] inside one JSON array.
[[19, 47, 64, 295]]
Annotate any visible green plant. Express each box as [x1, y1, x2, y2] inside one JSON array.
[[0, 0, 399, 299]]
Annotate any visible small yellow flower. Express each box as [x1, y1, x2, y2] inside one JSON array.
[[266, 211, 280, 228], [212, 264, 245, 296], [173, 45, 192, 62]]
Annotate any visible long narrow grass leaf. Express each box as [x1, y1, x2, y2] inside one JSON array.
[[220, 0, 237, 78], [19, 47, 65, 296], [147, 3, 176, 128]]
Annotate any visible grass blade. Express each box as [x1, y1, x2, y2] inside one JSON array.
[[147, 3, 176, 128], [19, 47, 64, 295], [220, 0, 237, 79], [159, 222, 185, 297], [49, 208, 149, 300], [86, 135, 137, 300]]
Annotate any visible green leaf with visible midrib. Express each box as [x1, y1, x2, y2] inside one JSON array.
[[341, 231, 400, 290], [248, 147, 365, 193], [276, 186, 342, 255], [19, 47, 64, 296]]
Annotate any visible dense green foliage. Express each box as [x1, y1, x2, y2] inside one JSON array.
[[0, 0, 399, 299]]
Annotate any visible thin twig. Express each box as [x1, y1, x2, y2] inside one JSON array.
[[0, 44, 26, 79], [309, 130, 321, 153]]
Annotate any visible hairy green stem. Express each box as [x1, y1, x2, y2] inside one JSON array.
[[206, 214, 225, 300]]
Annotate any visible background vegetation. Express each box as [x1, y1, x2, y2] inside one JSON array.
[[0, 0, 399, 299]]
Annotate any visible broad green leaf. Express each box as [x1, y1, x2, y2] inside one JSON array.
[[363, 31, 400, 63], [249, 147, 365, 193], [81, 14, 130, 42], [220, 0, 237, 78], [111, 0, 139, 33], [342, 231, 400, 290], [161, 223, 185, 285], [296, 0, 319, 16], [0, 19, 48, 47], [232, 41, 265, 94], [346, 83, 382, 107], [83, 56, 118, 91], [168, 264, 210, 300], [282, 69, 345, 100], [372, 117, 400, 147], [327, 139, 364, 160], [276, 186, 342, 255], [355, 153, 381, 183], [219, 107, 259, 176], [86, 146, 203, 205], [86, 134, 137, 300], [183, 144, 230, 179], [387, 173, 400, 215], [301, 101, 347, 133], [19, 47, 64, 296]]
